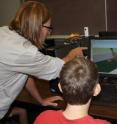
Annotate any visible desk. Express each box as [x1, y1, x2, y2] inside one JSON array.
[[89, 104, 117, 120], [16, 79, 117, 120]]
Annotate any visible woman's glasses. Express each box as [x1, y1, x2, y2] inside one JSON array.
[[42, 25, 53, 32]]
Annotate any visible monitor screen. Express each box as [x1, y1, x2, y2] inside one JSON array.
[[90, 38, 117, 77]]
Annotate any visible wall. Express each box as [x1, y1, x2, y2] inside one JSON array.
[[1, 0, 117, 35], [107, 0, 117, 31], [41, 0, 106, 35], [0, 0, 20, 26]]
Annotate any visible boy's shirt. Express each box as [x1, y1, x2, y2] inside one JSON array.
[[34, 110, 111, 124]]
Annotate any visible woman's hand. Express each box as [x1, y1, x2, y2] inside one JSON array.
[[26, 77, 63, 107], [41, 96, 63, 106], [63, 47, 87, 63]]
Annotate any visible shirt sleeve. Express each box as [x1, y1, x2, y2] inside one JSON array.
[[8, 48, 64, 80]]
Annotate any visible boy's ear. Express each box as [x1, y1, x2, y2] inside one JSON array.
[[58, 82, 63, 93], [93, 83, 101, 96]]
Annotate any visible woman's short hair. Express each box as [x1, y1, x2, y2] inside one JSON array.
[[60, 57, 99, 105], [9, 1, 51, 48]]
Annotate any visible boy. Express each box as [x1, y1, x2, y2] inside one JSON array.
[[34, 57, 110, 124]]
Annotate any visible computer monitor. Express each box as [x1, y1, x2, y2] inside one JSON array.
[[90, 38, 117, 78]]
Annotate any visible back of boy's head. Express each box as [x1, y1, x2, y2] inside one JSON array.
[[60, 57, 99, 105]]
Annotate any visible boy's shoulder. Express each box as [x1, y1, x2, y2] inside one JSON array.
[[39, 110, 59, 117], [34, 111, 111, 124], [86, 116, 111, 124], [34, 110, 61, 124]]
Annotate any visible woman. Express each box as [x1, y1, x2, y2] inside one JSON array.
[[0, 1, 83, 119]]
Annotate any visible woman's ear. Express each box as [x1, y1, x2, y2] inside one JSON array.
[[93, 83, 101, 96], [58, 82, 63, 93]]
